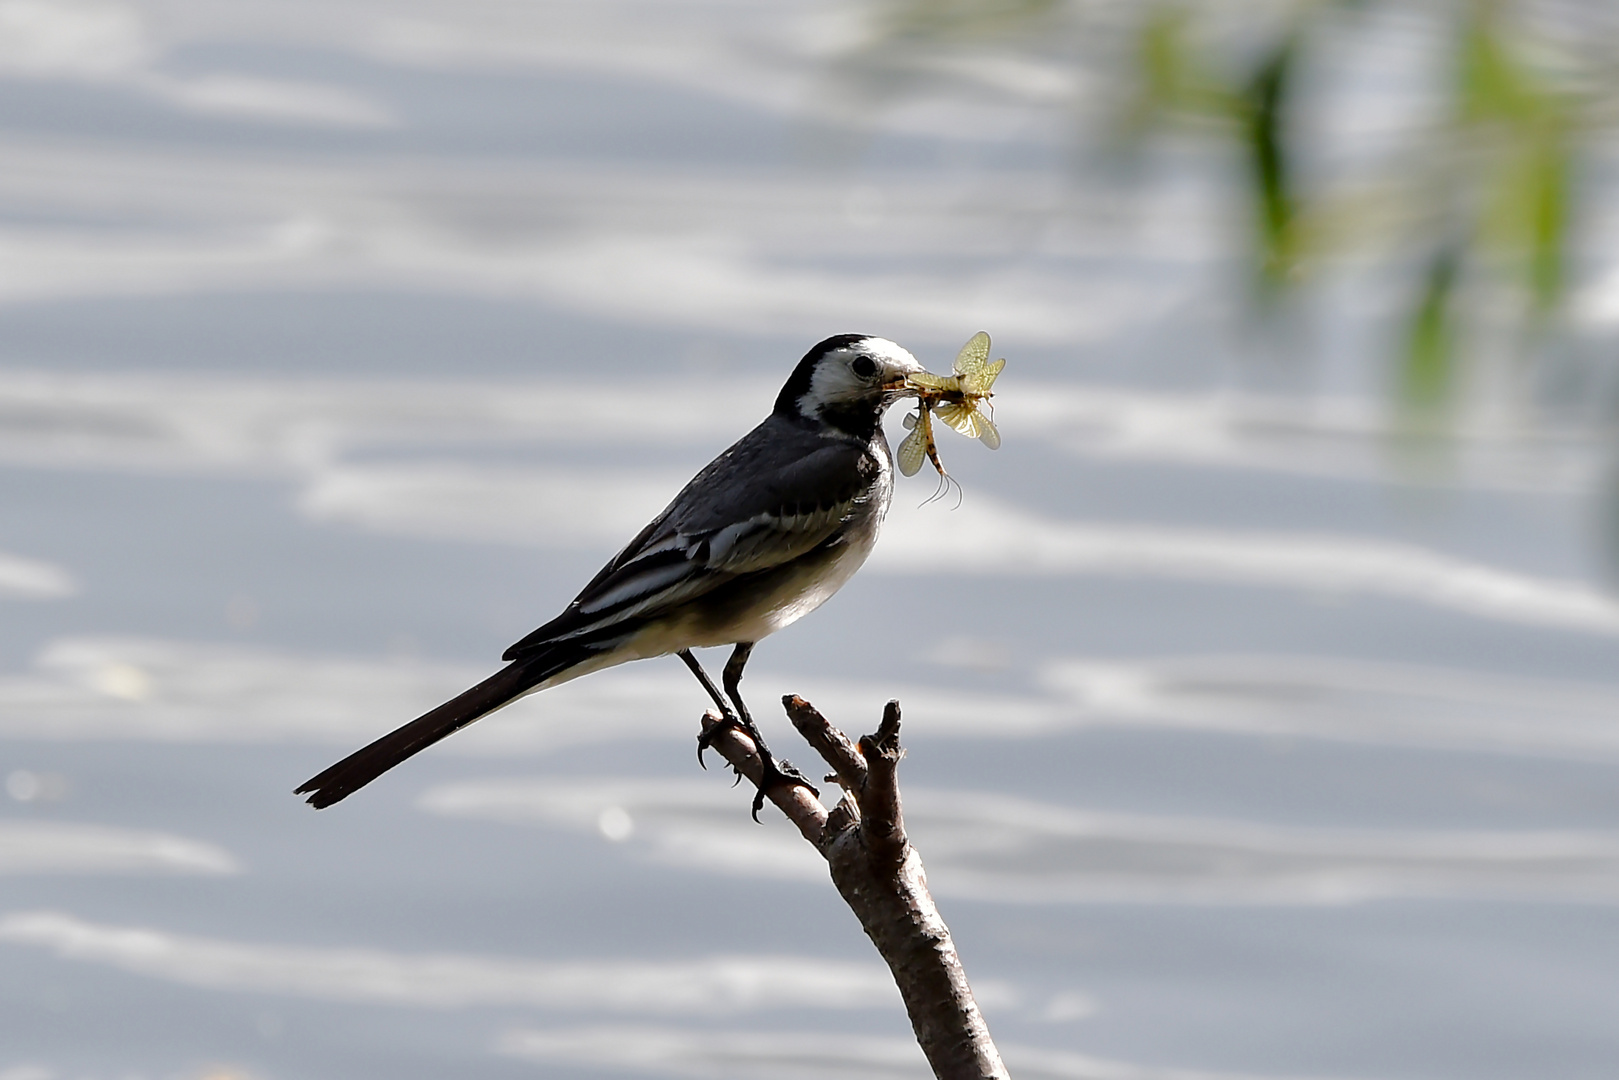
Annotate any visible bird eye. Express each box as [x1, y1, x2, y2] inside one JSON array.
[[851, 356, 878, 379]]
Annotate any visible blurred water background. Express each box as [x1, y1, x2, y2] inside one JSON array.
[[2, 2, 1619, 1078]]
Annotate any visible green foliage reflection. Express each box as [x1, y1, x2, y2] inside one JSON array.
[[831, 0, 1617, 418]]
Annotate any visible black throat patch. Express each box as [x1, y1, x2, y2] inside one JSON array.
[[808, 398, 886, 443]]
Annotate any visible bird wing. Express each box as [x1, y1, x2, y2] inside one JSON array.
[[503, 419, 878, 659]]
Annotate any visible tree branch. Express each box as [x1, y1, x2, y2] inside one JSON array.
[[698, 697, 1009, 1080]]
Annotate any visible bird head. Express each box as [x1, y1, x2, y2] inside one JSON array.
[[774, 334, 924, 440]]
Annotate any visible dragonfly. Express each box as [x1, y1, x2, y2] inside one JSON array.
[[896, 331, 1005, 481]]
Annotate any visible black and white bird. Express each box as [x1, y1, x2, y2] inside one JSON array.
[[295, 334, 925, 814]]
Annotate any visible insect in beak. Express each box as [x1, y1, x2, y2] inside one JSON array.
[[892, 330, 1005, 509]]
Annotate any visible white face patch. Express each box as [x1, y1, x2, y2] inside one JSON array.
[[859, 337, 923, 372], [800, 337, 922, 419]]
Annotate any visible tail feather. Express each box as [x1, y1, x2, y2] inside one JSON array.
[[295, 651, 574, 809]]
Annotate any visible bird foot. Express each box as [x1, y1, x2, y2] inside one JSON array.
[[750, 755, 819, 822], [698, 714, 819, 821], [696, 711, 743, 770]]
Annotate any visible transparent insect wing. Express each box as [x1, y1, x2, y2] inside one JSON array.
[[980, 356, 1005, 390], [897, 428, 927, 476], [953, 332, 991, 374], [954, 355, 1004, 398], [933, 400, 984, 440], [896, 407, 929, 476], [975, 412, 1001, 450], [907, 370, 958, 393]]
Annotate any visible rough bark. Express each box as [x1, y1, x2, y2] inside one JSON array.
[[698, 696, 1009, 1080]]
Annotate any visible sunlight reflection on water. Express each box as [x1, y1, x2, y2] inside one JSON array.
[[1, 3, 1617, 1080]]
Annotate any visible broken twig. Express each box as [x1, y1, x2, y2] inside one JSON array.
[[698, 697, 1008, 1080]]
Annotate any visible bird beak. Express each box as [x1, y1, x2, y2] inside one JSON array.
[[900, 369, 968, 403]]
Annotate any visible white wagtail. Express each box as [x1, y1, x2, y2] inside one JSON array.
[[296, 334, 926, 814]]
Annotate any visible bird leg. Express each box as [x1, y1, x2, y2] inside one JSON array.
[[678, 648, 735, 725], [682, 648, 748, 776], [721, 641, 755, 728], [686, 644, 818, 821]]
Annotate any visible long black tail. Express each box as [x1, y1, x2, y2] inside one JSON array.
[[295, 650, 578, 809]]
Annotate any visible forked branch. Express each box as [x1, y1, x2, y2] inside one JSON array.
[[698, 697, 1009, 1080]]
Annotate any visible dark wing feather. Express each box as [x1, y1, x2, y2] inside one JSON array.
[[504, 417, 877, 660]]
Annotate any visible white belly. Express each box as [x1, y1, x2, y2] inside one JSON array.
[[537, 438, 894, 688]]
